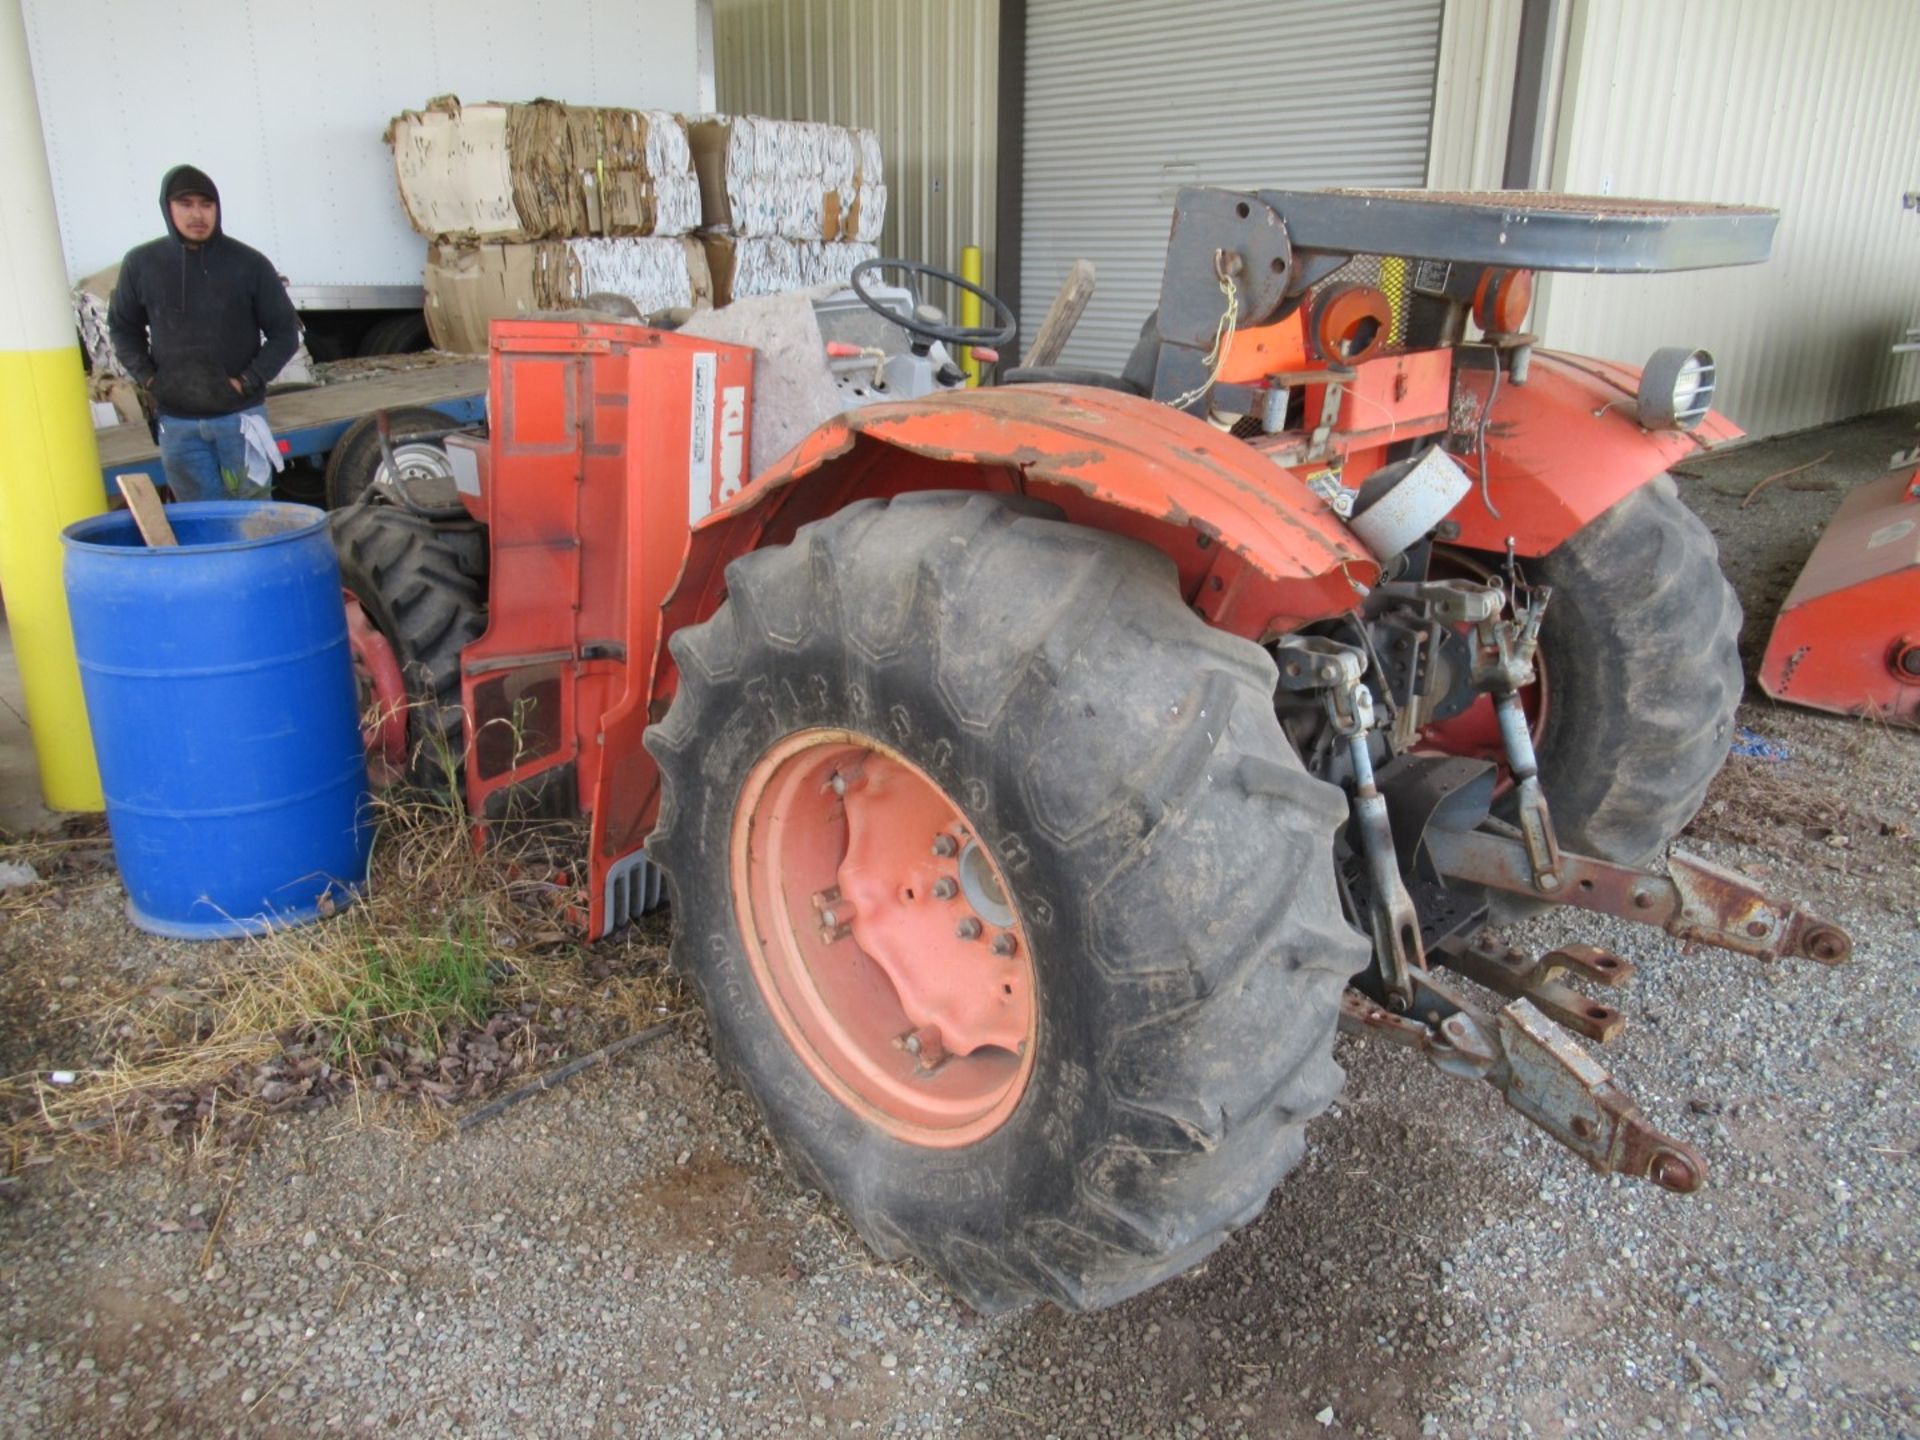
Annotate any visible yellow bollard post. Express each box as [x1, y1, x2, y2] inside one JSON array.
[[959, 245, 984, 387], [0, 0, 104, 810]]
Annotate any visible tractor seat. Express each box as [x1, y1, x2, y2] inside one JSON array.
[[999, 313, 1165, 398], [997, 365, 1144, 396]]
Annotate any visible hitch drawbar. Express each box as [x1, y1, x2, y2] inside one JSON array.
[[1340, 985, 1707, 1192], [1341, 829, 1854, 1192], [1425, 828, 1852, 966]]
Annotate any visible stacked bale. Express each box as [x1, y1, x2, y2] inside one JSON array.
[[685, 116, 885, 304], [387, 96, 709, 352]]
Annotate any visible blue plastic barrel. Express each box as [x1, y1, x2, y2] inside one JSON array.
[[62, 501, 371, 938]]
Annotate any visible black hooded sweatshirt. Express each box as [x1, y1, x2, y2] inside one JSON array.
[[106, 165, 302, 419]]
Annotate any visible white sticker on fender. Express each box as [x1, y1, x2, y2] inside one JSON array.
[[717, 385, 747, 505], [1867, 517, 1914, 550], [688, 351, 717, 520]]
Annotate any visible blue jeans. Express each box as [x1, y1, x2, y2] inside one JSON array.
[[156, 407, 271, 501]]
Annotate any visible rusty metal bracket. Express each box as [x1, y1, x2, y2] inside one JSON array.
[[1435, 936, 1632, 1041], [1490, 999, 1706, 1192], [1425, 827, 1853, 965], [1339, 982, 1706, 1193], [1338, 988, 1493, 1080]]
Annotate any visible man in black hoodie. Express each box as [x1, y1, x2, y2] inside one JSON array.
[[107, 165, 302, 501]]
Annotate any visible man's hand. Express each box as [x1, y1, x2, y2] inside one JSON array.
[[228, 377, 246, 395]]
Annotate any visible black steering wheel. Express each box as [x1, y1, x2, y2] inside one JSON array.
[[850, 257, 1018, 349]]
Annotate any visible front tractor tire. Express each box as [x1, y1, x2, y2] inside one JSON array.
[[331, 505, 488, 789], [645, 492, 1367, 1313]]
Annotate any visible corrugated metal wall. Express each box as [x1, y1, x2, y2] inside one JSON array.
[[1020, 0, 1443, 371], [1539, 0, 1920, 437], [1425, 0, 1522, 190], [712, 0, 999, 312]]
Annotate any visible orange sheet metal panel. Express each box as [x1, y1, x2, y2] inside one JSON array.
[[1760, 469, 1920, 722], [1218, 312, 1310, 384], [1447, 351, 1742, 555], [466, 319, 755, 935]]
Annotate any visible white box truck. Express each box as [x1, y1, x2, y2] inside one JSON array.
[[21, 0, 712, 355]]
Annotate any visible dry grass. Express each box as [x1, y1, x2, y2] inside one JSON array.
[[0, 781, 681, 1169], [1689, 706, 1918, 877]]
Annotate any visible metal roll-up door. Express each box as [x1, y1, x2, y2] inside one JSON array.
[[1020, 0, 1443, 371]]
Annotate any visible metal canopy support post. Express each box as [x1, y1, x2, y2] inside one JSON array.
[[0, 0, 102, 810], [993, 0, 1027, 361], [1502, 0, 1564, 190], [694, 0, 717, 115]]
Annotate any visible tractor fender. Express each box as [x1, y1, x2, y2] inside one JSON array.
[[1446, 351, 1743, 555], [655, 384, 1378, 685]]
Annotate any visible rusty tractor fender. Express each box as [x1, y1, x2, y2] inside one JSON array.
[[1446, 350, 1743, 555], [651, 383, 1381, 712]]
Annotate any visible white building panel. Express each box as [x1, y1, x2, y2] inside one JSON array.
[[21, 0, 700, 297], [1539, 0, 1920, 437]]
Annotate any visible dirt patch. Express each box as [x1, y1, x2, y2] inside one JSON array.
[[1691, 708, 1918, 909], [629, 1149, 802, 1281]]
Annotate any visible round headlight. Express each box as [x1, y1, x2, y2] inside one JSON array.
[[1638, 347, 1716, 430]]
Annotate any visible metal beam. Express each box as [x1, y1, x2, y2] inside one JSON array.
[[1502, 0, 1561, 189], [992, 0, 1027, 358]]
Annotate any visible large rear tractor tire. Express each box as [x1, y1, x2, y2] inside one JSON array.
[[331, 506, 488, 790], [1512, 475, 1744, 867], [645, 492, 1367, 1312]]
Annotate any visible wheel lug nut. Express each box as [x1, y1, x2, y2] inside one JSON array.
[[931, 834, 959, 858], [903, 1026, 947, 1069], [931, 878, 958, 900], [955, 917, 983, 941], [991, 933, 1018, 957]]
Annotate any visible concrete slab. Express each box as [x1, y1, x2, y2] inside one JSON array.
[[0, 603, 64, 837]]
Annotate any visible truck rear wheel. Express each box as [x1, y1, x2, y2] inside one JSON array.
[[324, 406, 460, 511], [331, 506, 487, 789], [645, 492, 1366, 1312]]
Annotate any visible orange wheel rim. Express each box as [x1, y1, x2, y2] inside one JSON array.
[[730, 728, 1038, 1147], [343, 593, 408, 779]]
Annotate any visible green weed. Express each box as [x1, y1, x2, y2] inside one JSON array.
[[326, 915, 496, 1061]]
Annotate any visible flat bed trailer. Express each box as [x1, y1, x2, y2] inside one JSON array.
[[94, 360, 489, 499]]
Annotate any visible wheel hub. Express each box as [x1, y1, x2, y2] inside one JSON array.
[[378, 441, 459, 509], [731, 729, 1037, 1146]]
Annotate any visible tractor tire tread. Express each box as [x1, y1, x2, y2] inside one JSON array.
[[646, 491, 1366, 1313], [331, 505, 489, 786], [1527, 476, 1743, 865]]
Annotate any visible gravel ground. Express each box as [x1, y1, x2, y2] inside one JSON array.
[[2, 411, 1917, 1439]]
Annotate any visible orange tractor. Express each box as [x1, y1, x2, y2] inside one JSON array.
[[333, 188, 1850, 1312]]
